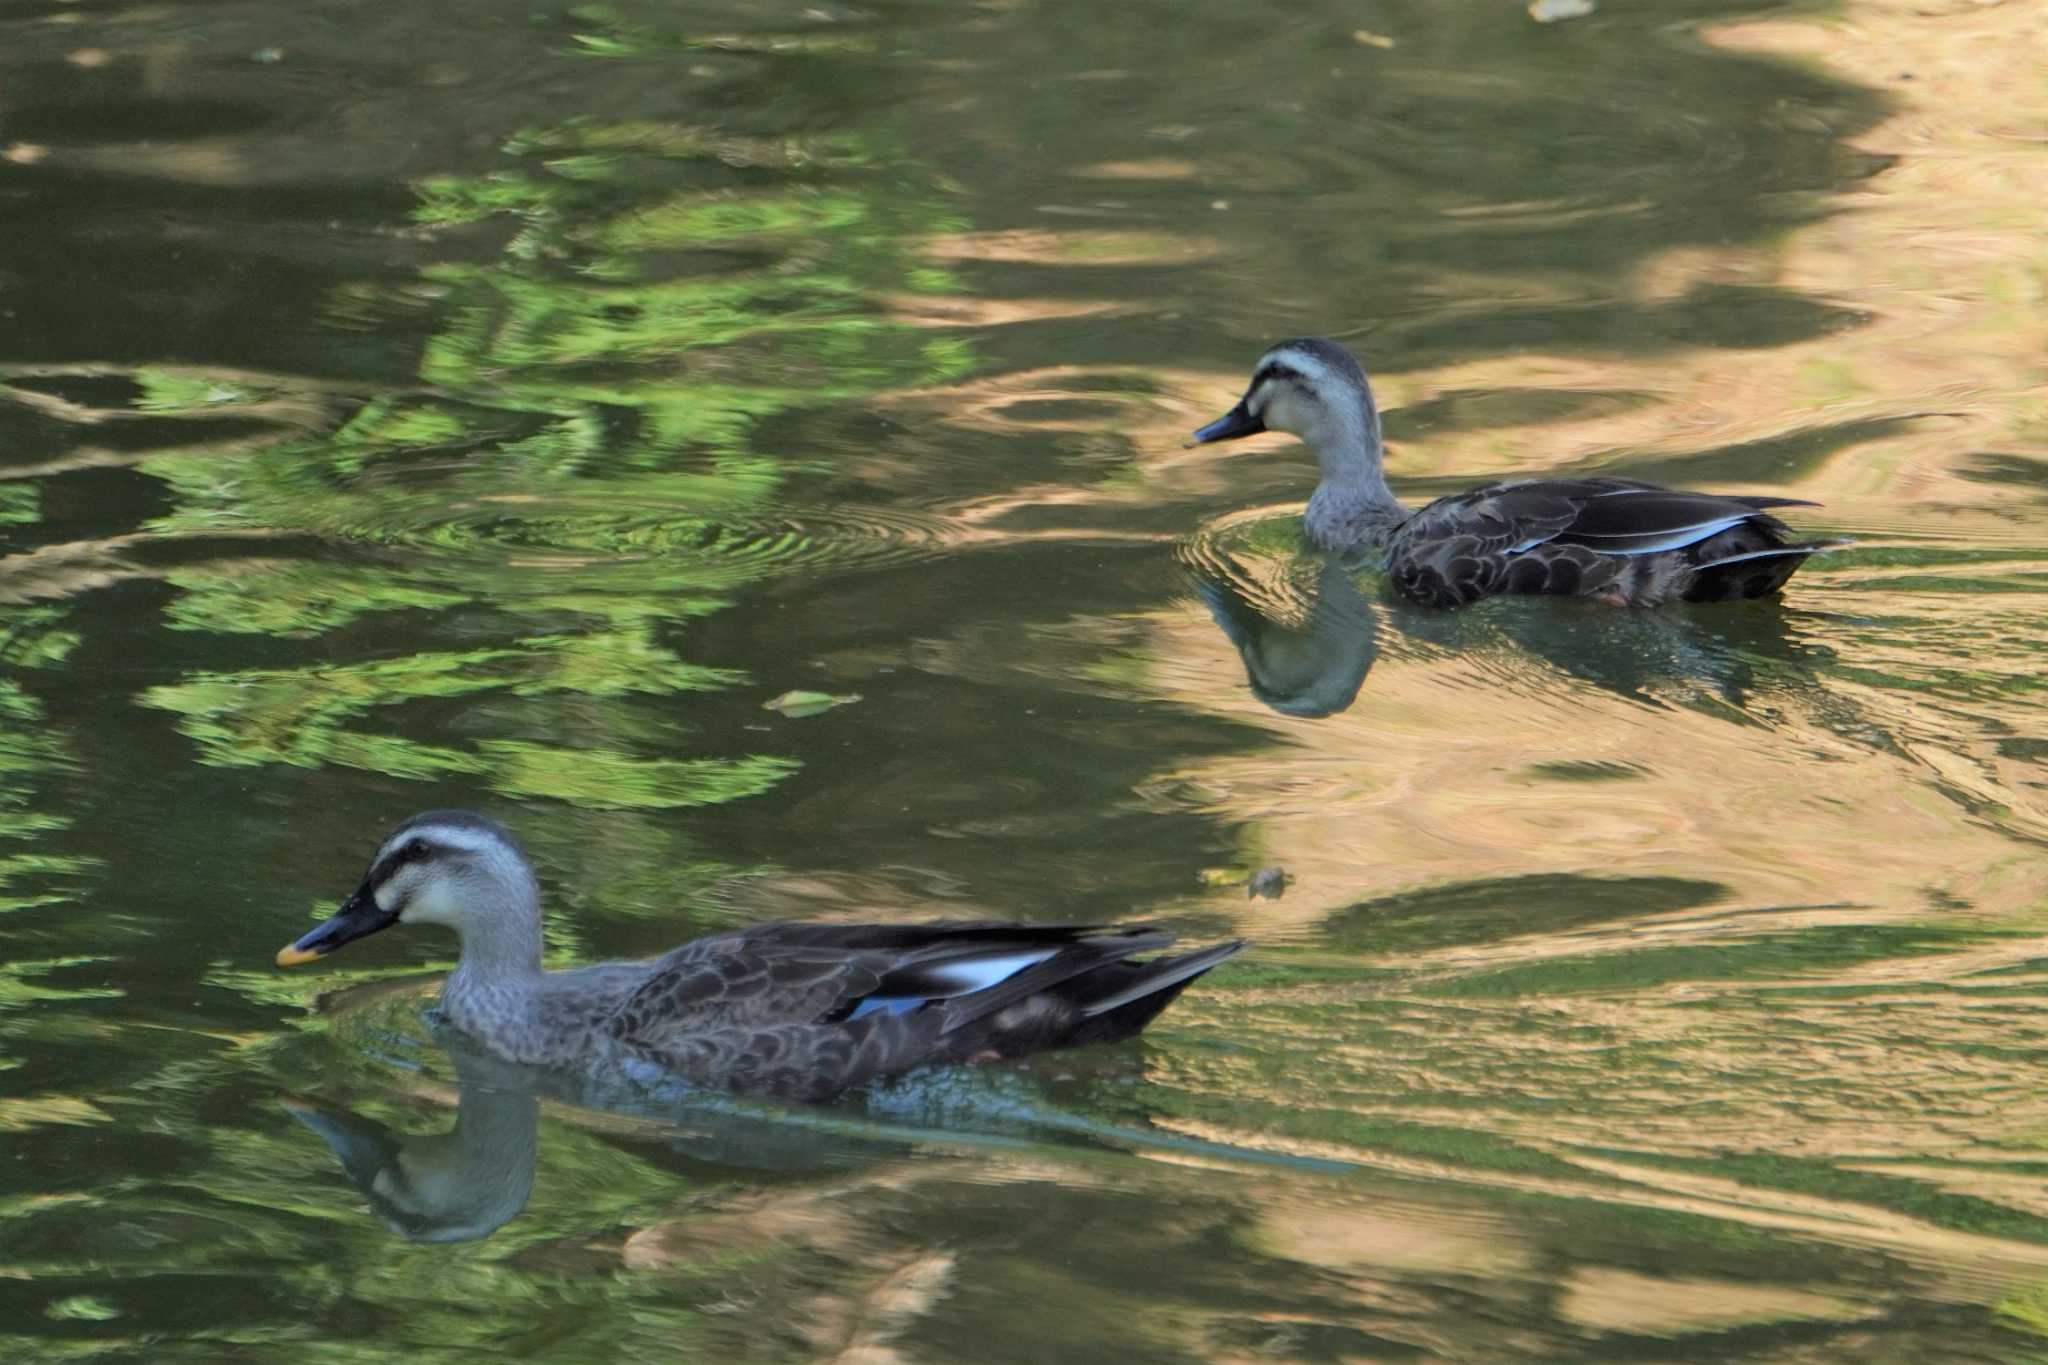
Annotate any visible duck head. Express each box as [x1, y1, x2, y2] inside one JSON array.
[[276, 810, 540, 969], [1190, 337, 1407, 551], [1189, 337, 1384, 465]]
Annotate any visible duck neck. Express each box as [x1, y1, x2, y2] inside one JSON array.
[[1300, 387, 1405, 550], [445, 1081, 540, 1193], [445, 872, 546, 995], [399, 1079, 539, 1241]]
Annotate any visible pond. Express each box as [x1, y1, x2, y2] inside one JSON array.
[[4, 0, 2047, 1358]]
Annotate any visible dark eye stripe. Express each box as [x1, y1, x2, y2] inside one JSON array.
[[1251, 362, 1306, 390], [371, 838, 433, 886]]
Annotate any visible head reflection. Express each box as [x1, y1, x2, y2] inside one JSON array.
[[283, 1069, 538, 1244], [1192, 552, 1378, 718]]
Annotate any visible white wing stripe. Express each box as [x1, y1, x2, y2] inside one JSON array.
[[930, 950, 1060, 994], [1588, 515, 1749, 555]]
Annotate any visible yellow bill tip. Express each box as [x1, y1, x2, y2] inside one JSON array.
[[275, 943, 322, 968]]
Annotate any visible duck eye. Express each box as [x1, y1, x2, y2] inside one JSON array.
[[373, 837, 447, 891]]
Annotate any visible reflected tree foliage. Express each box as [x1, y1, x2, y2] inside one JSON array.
[[129, 105, 970, 820], [0, 609, 91, 917]]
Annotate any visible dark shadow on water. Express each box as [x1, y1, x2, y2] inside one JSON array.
[[1325, 871, 1731, 955], [1389, 285, 1871, 364], [1591, 415, 1929, 489], [1960, 452, 2048, 497]]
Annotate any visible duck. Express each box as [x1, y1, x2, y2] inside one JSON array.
[[275, 810, 1247, 1102], [1189, 337, 1836, 608]]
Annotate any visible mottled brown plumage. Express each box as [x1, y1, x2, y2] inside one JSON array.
[[1191, 338, 1836, 607], [1385, 477, 1818, 608]]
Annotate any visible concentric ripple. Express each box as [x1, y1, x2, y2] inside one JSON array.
[[302, 492, 972, 580]]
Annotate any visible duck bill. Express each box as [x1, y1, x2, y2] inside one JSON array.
[[1188, 398, 1266, 446], [276, 885, 396, 967]]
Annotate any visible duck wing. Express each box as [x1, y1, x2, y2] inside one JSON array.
[[1389, 477, 1817, 607], [610, 921, 1174, 1036], [607, 922, 1231, 1099]]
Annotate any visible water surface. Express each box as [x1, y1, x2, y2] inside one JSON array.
[[5, 0, 2048, 1359]]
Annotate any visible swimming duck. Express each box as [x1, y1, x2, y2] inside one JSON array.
[[1190, 338, 1835, 607], [275, 811, 1246, 1101]]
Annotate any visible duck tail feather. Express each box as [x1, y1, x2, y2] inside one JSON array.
[[936, 934, 1176, 1033], [1695, 538, 1845, 570], [1076, 939, 1249, 1018]]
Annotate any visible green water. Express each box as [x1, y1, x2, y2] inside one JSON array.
[[5, 0, 2048, 1358]]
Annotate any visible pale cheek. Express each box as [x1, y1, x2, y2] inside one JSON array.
[[1263, 392, 1305, 437], [398, 890, 452, 927]]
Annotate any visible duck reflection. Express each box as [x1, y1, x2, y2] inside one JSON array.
[[1459, 590, 1834, 711], [281, 1023, 924, 1243], [283, 1038, 539, 1243], [283, 1013, 1356, 1245], [1191, 544, 1837, 722], [1191, 551, 1378, 718]]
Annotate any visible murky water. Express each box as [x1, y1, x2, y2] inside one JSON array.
[[4, 0, 2047, 1358]]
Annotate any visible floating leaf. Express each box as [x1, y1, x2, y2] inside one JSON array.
[[762, 689, 861, 718], [1247, 866, 1292, 901]]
